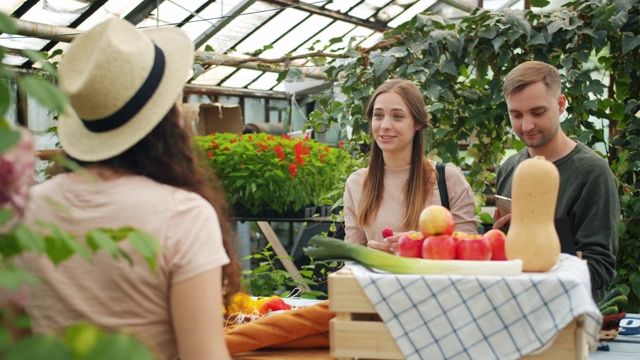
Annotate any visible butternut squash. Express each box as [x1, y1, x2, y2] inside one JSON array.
[[505, 156, 560, 272]]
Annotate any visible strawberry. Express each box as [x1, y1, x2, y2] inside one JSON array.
[[382, 226, 394, 238]]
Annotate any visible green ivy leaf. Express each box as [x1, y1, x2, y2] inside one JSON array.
[[479, 212, 494, 224], [63, 323, 102, 358], [86, 229, 121, 259], [14, 223, 45, 253], [4, 334, 72, 360], [370, 51, 395, 77], [128, 231, 161, 272], [276, 70, 289, 83], [21, 50, 57, 76], [0, 128, 20, 154], [19, 76, 69, 113], [82, 333, 155, 360], [0, 12, 16, 34], [0, 265, 40, 291], [0, 82, 11, 119], [40, 222, 91, 264], [621, 34, 640, 55], [0, 209, 13, 226], [530, 0, 550, 7]]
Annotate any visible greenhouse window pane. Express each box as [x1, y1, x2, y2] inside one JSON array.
[[324, 0, 360, 13], [191, 65, 237, 86], [22, 1, 82, 26], [221, 68, 264, 88], [0, 36, 48, 52], [388, 0, 437, 28], [260, 14, 333, 58], [198, 1, 276, 53], [235, 8, 308, 54], [247, 72, 279, 91], [74, 0, 142, 31]]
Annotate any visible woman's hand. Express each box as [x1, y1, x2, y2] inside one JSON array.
[[367, 232, 408, 254]]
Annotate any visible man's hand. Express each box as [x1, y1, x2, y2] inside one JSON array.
[[493, 207, 512, 230]]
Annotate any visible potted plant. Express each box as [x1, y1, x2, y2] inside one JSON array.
[[195, 132, 351, 217]]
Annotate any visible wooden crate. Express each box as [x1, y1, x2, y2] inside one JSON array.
[[328, 268, 587, 360]]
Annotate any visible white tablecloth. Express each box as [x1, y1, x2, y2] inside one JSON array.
[[348, 254, 602, 360]]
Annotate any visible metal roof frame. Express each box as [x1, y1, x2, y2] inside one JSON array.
[[1, 0, 527, 96]]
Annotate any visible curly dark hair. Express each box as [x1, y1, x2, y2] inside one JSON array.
[[66, 104, 242, 305]]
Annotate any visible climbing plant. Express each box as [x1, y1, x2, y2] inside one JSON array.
[[305, 0, 640, 310]]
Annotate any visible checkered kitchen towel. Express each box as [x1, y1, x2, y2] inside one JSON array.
[[348, 254, 602, 360]]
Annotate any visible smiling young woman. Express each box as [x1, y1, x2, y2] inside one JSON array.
[[342, 79, 478, 253]]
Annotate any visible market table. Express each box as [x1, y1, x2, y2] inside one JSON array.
[[230, 315, 640, 359]]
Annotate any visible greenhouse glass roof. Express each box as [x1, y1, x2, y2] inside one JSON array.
[[1, 0, 526, 94]]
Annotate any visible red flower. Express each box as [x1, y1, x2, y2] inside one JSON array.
[[225, 146, 230, 151], [294, 141, 303, 156], [207, 151, 213, 158], [248, 135, 253, 141], [274, 145, 285, 161], [296, 154, 304, 166], [304, 132, 311, 140], [289, 162, 297, 176], [281, 134, 291, 140], [211, 141, 218, 149], [338, 141, 345, 148], [240, 163, 244, 167], [325, 146, 330, 153], [319, 153, 325, 162], [268, 134, 275, 141], [230, 138, 237, 143]]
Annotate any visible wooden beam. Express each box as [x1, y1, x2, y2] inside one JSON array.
[[256, 221, 310, 293], [184, 84, 290, 99]]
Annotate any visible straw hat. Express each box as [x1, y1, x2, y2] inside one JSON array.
[[57, 17, 194, 162]]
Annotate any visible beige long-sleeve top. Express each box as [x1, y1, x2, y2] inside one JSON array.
[[343, 162, 478, 245]]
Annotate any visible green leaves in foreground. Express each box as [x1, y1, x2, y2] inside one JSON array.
[[2, 323, 155, 360]]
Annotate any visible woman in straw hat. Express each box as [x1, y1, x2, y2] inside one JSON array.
[[16, 18, 240, 359]]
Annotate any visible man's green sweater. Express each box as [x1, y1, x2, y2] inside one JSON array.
[[496, 142, 619, 301]]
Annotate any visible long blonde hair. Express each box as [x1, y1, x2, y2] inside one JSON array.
[[358, 79, 437, 230]]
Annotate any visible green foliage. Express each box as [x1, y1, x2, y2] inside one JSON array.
[[241, 244, 328, 299], [2, 323, 155, 360], [195, 132, 354, 215], [308, 0, 640, 309]]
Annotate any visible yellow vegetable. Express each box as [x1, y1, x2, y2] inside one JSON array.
[[505, 156, 560, 272]]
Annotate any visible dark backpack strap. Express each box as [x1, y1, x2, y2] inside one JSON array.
[[436, 163, 450, 210]]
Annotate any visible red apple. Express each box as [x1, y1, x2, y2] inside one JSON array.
[[422, 234, 457, 260], [457, 234, 492, 261], [451, 231, 467, 247], [396, 231, 425, 258], [418, 205, 455, 237], [484, 229, 507, 261]]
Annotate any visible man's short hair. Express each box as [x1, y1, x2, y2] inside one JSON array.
[[503, 61, 562, 98]]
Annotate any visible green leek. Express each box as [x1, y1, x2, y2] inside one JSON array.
[[304, 236, 522, 276]]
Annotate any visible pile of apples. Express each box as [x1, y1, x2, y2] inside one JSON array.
[[389, 205, 507, 261]]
